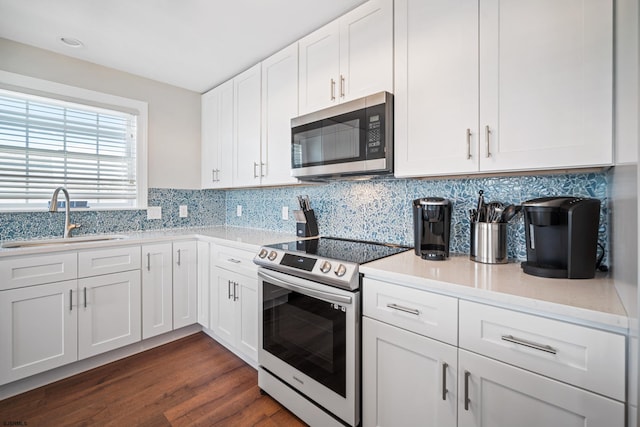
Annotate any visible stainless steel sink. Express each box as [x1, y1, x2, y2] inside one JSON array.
[[1, 235, 127, 249]]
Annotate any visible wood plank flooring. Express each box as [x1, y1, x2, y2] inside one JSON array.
[[0, 333, 307, 427]]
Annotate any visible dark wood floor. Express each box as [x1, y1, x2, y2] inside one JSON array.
[[0, 333, 307, 427]]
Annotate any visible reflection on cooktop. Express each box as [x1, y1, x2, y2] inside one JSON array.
[[266, 237, 410, 265]]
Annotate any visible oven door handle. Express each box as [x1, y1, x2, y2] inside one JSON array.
[[259, 271, 353, 305]]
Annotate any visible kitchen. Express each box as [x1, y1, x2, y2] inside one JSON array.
[[0, 0, 638, 426]]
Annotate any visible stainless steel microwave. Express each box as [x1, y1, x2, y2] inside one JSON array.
[[291, 91, 393, 181]]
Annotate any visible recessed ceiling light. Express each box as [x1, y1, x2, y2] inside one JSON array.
[[59, 37, 84, 48]]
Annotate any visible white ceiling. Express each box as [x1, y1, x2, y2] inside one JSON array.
[[0, 0, 367, 93]]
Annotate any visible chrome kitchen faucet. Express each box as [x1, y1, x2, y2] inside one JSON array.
[[49, 187, 81, 238]]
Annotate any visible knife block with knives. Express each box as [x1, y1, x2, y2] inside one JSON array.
[[295, 195, 319, 237]]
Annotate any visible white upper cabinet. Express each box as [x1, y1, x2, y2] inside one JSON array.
[[394, 0, 479, 176], [201, 79, 233, 188], [395, 0, 613, 178], [233, 64, 263, 187], [261, 43, 299, 186], [298, 0, 393, 114]]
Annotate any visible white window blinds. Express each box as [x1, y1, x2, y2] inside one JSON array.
[[0, 89, 138, 209]]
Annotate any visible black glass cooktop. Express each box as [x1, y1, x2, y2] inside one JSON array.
[[266, 237, 411, 265]]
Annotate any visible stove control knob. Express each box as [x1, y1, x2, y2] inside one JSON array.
[[267, 251, 278, 261], [320, 261, 332, 273], [335, 264, 347, 277], [258, 249, 268, 259]]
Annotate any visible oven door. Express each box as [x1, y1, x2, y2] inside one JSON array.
[[258, 268, 360, 426]]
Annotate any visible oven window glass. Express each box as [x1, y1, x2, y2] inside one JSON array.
[[262, 281, 346, 397]]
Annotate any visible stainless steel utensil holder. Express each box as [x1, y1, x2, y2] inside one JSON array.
[[470, 222, 507, 264]]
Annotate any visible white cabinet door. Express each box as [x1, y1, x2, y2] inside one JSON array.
[[212, 267, 237, 345], [141, 243, 173, 339], [235, 273, 258, 361], [196, 241, 210, 329], [362, 317, 457, 427], [339, 0, 393, 102], [478, 0, 613, 172], [299, 20, 341, 114], [173, 240, 197, 329], [78, 270, 141, 359], [201, 79, 233, 188], [394, 0, 479, 177], [0, 280, 78, 385], [458, 349, 624, 427], [261, 43, 299, 186], [233, 64, 262, 187]]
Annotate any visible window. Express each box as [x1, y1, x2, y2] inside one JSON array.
[[0, 77, 147, 211]]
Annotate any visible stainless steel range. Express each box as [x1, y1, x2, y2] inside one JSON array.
[[254, 237, 410, 427]]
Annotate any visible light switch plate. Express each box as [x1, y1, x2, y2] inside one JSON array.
[[147, 206, 162, 220], [282, 206, 289, 220], [179, 205, 188, 218], [236, 205, 242, 217]]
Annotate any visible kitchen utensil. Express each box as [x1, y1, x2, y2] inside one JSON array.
[[476, 190, 485, 222], [501, 204, 521, 222]]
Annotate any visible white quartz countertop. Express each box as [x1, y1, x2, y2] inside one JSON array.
[[360, 251, 628, 331], [0, 226, 297, 257]]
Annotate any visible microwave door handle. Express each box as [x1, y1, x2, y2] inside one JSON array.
[[259, 271, 352, 305]]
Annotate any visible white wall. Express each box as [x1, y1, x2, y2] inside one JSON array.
[[0, 38, 201, 189]]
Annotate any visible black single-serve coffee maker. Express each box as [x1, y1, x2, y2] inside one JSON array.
[[521, 197, 601, 279], [413, 197, 452, 260]]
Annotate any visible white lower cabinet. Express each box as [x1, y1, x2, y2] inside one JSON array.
[[363, 317, 457, 427], [0, 280, 78, 384], [211, 266, 258, 362], [458, 349, 624, 427], [77, 270, 141, 359], [172, 240, 198, 329], [196, 241, 211, 329], [141, 243, 173, 339]]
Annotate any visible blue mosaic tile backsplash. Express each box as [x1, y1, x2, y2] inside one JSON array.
[[0, 172, 608, 263]]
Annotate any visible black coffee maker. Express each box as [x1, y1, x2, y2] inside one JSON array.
[[521, 197, 601, 279], [413, 197, 452, 260]]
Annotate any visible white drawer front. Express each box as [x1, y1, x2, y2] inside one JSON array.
[[459, 300, 625, 401], [214, 244, 257, 277], [0, 252, 77, 290], [363, 278, 458, 346], [78, 246, 141, 278]]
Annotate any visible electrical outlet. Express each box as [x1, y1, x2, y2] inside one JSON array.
[[282, 206, 289, 220], [179, 205, 188, 218], [236, 205, 242, 217], [147, 206, 162, 220]]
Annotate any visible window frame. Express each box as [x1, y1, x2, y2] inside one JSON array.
[[0, 70, 148, 212]]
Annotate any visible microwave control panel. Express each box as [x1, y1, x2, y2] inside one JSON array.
[[366, 104, 386, 159]]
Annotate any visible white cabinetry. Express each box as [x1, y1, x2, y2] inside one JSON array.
[[458, 349, 623, 427], [77, 270, 141, 359], [394, 0, 613, 177], [298, 0, 393, 114], [196, 241, 211, 329], [0, 279, 77, 384], [362, 277, 626, 426], [261, 43, 299, 186], [210, 243, 259, 362], [172, 240, 197, 329], [141, 243, 173, 339], [233, 64, 263, 187], [201, 79, 233, 188]]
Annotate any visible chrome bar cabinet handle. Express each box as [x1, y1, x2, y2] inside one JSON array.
[[330, 78, 336, 101], [253, 162, 259, 178], [464, 371, 471, 410], [83, 287, 87, 308], [69, 289, 73, 311], [176, 249, 181, 266], [147, 252, 151, 271], [466, 128, 472, 159], [340, 75, 345, 98], [485, 125, 491, 158], [227, 258, 241, 264], [501, 335, 557, 354], [386, 303, 420, 316], [442, 362, 448, 400], [227, 280, 233, 299]]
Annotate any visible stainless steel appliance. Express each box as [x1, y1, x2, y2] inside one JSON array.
[[254, 237, 409, 426], [413, 197, 452, 260], [521, 197, 601, 279], [291, 92, 393, 181]]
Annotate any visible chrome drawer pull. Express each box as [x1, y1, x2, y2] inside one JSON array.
[[227, 258, 241, 264], [442, 362, 448, 401], [501, 334, 557, 355], [386, 303, 420, 316], [464, 371, 471, 410]]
